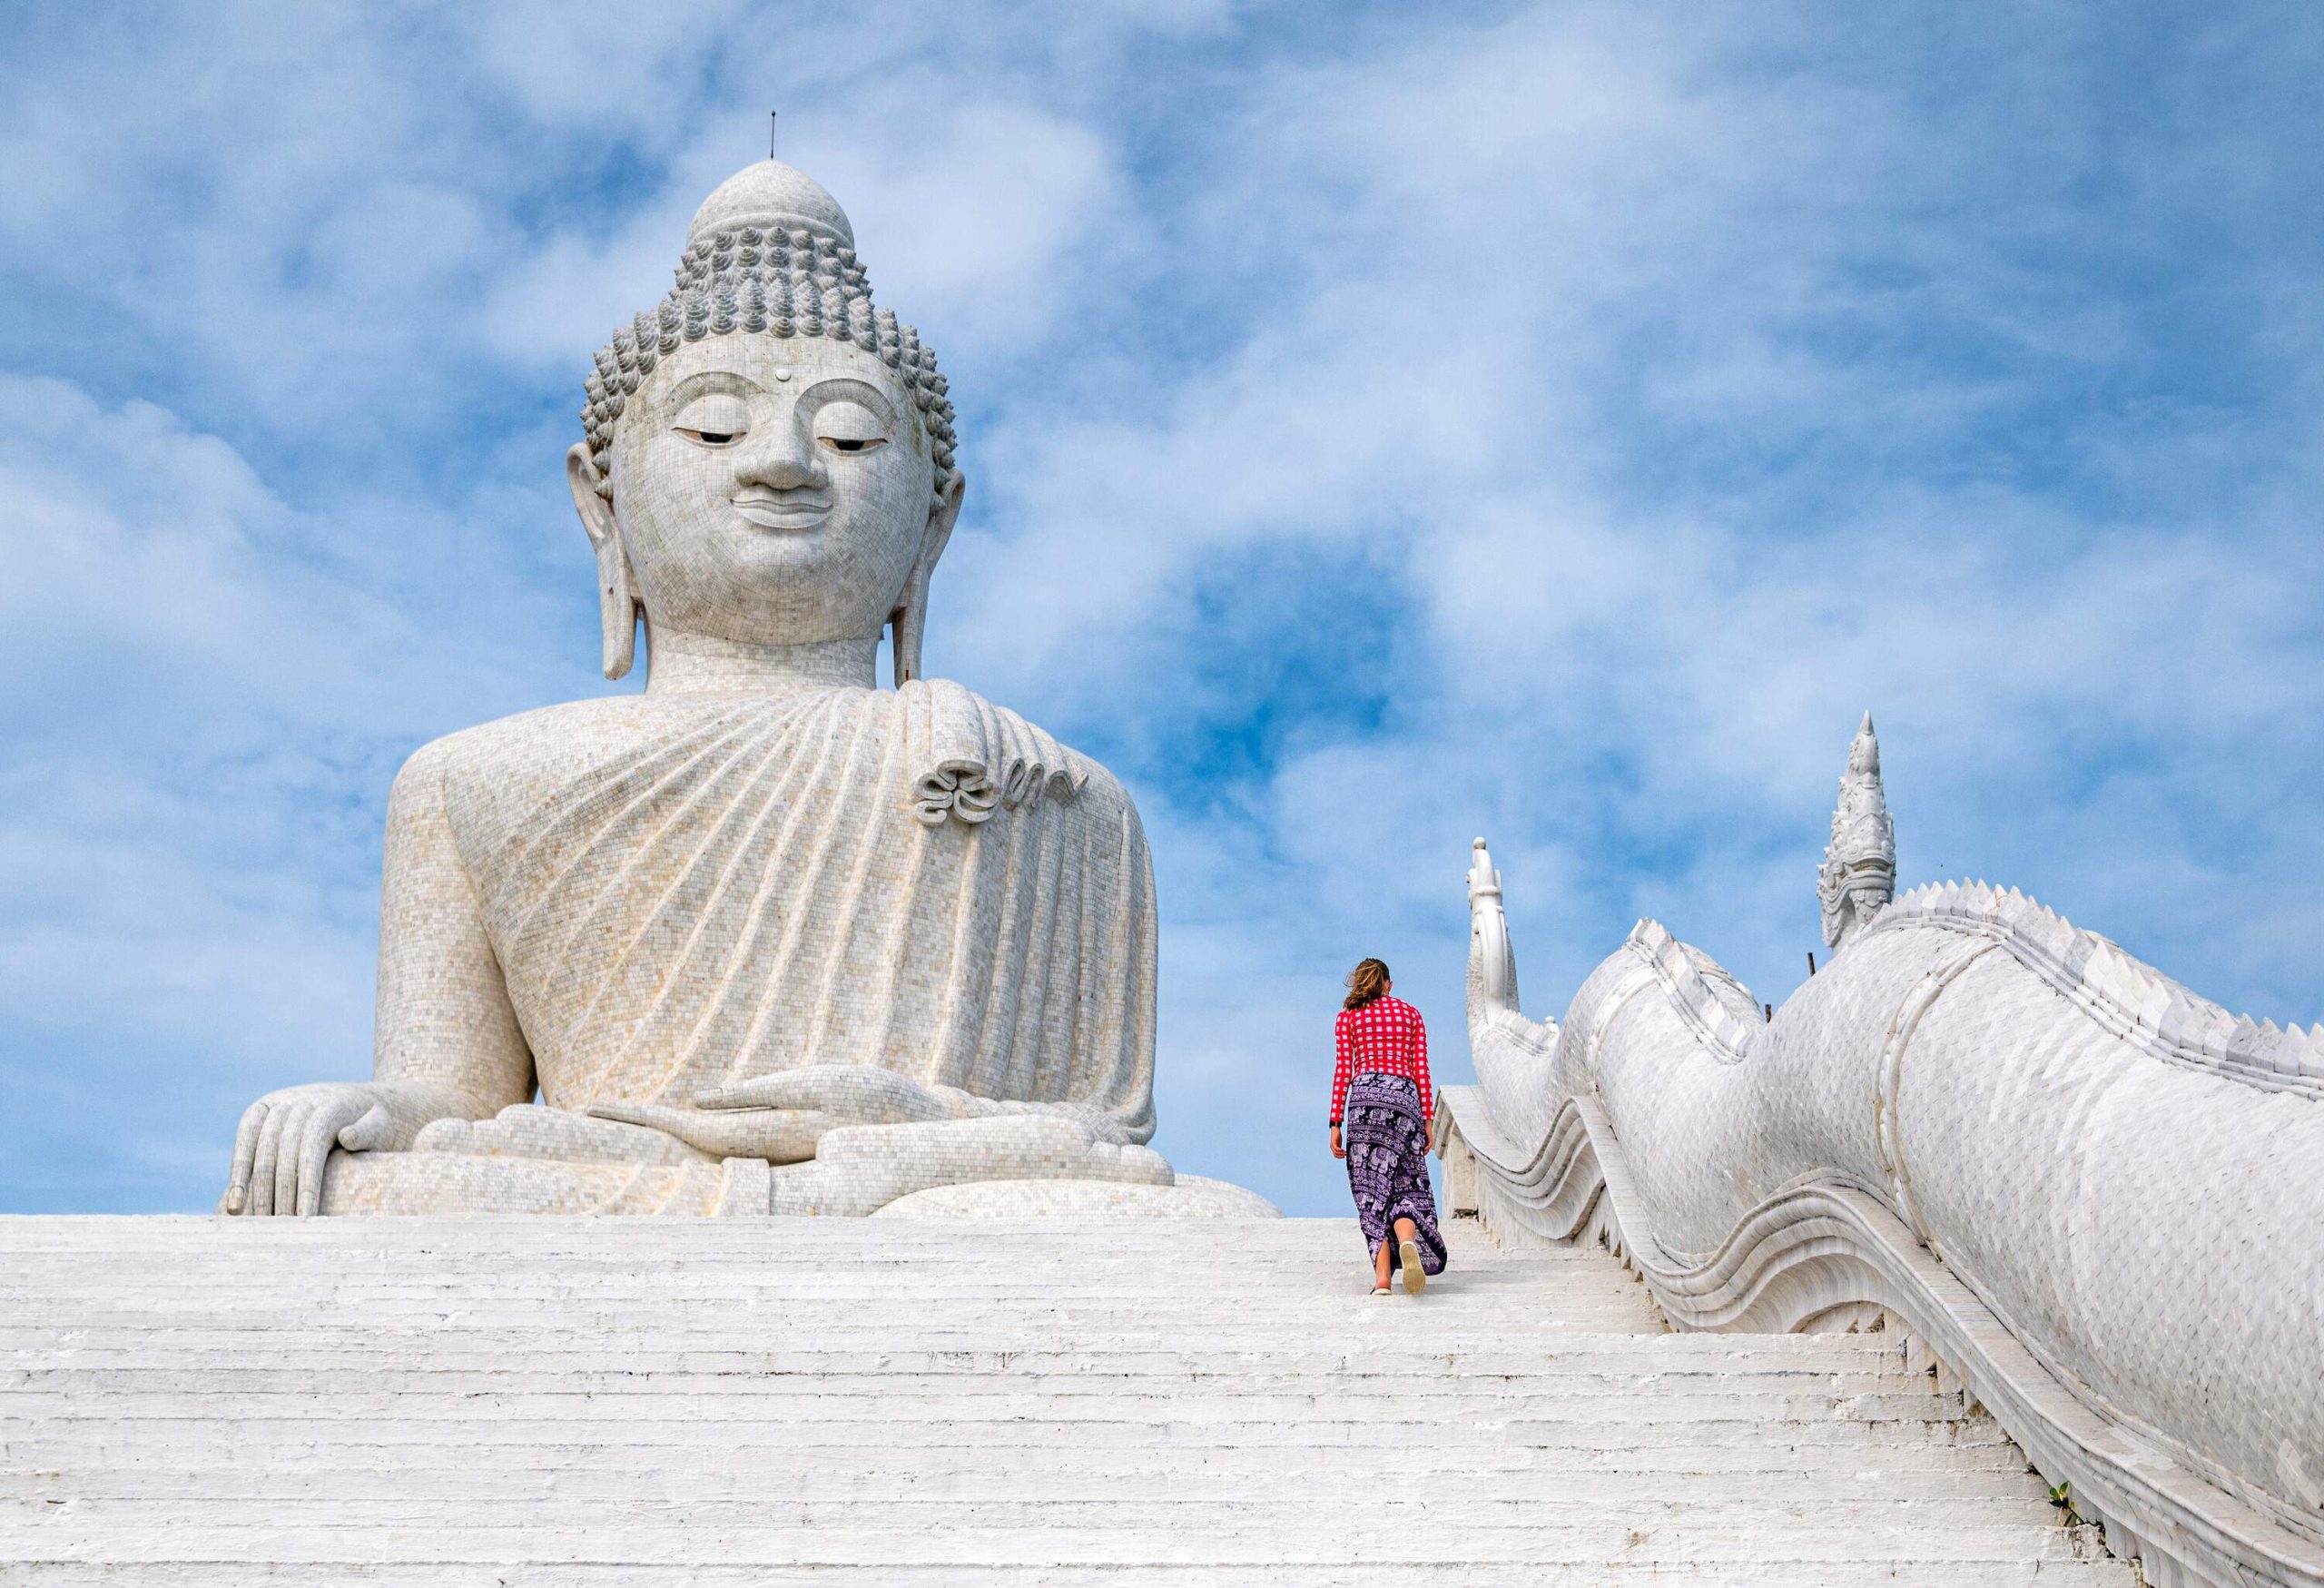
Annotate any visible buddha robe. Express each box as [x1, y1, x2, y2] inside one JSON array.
[[321, 678, 1157, 1216]]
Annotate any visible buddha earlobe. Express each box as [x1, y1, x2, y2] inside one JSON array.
[[595, 538, 642, 681], [566, 443, 640, 681], [891, 471, 965, 687]]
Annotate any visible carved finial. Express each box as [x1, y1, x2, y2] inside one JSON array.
[[1818, 711, 1896, 952], [1468, 837, 1502, 901], [1466, 837, 1515, 1010]]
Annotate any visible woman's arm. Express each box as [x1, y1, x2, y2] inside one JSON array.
[[1328, 1011, 1352, 1158], [1330, 1011, 1354, 1127], [1414, 1005, 1432, 1125]]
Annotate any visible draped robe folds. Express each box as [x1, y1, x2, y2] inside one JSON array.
[[321, 679, 1159, 1216]]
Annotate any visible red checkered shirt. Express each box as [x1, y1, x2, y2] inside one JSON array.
[[1330, 994, 1431, 1127]]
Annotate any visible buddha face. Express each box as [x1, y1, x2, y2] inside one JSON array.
[[578, 334, 955, 649]]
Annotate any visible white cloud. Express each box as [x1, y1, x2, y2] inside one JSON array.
[[479, 95, 1125, 373], [0, 371, 590, 1206], [797, 96, 1125, 354]]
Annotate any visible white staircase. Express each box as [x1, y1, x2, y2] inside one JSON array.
[[1, 1215, 2132, 1584]]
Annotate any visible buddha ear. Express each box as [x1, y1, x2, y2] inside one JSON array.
[[566, 443, 640, 681], [890, 469, 965, 687]]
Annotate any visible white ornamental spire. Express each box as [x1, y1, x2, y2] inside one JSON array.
[[1467, 837, 1516, 1013], [1818, 712, 1896, 952]]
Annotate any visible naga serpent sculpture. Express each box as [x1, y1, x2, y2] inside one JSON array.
[[1440, 715, 2324, 1588]]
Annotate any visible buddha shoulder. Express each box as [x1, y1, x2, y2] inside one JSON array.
[[382, 695, 704, 821], [381, 686, 1139, 833], [899, 676, 1140, 831]]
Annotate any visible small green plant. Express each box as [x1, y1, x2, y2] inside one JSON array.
[[2046, 1478, 2087, 1527]]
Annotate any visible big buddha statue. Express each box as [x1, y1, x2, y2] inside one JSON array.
[[221, 158, 1265, 1219]]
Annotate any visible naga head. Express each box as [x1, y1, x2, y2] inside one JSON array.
[[566, 159, 963, 685], [1819, 712, 1896, 952]]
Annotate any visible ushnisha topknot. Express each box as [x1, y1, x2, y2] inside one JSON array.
[[579, 159, 958, 504]]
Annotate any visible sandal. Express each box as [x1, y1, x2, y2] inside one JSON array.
[[1371, 1283, 1390, 1296], [1400, 1239, 1426, 1295]]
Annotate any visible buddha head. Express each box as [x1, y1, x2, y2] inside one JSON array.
[[568, 160, 963, 684]]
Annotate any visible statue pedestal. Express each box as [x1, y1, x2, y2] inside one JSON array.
[[321, 1149, 767, 1217], [321, 1142, 1277, 1219]]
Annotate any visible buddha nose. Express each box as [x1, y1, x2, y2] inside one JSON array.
[[734, 422, 828, 492]]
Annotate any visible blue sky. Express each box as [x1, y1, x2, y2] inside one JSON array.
[[5, 2, 2323, 1217]]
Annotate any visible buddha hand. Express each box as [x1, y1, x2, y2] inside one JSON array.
[[582, 1066, 960, 1163], [222, 1080, 480, 1217]]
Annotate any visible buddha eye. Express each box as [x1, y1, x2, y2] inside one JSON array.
[[672, 394, 749, 449], [814, 399, 889, 456]]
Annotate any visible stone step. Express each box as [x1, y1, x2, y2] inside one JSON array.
[[4, 1414, 2018, 1453], [6, 1320, 1669, 1343], [2, 1278, 1642, 1299], [1, 1341, 1895, 1374], [0, 1338, 1877, 1357], [9, 1304, 1626, 1321], [5, 1258, 1519, 1282], [0, 1218, 1411, 1246], [0, 1518, 2117, 1567], [7, 1339, 1896, 1375], [0, 1564, 2144, 1587], [10, 1273, 1514, 1286], [5, 1310, 1668, 1333], [0, 1249, 1603, 1268], [0, 1283, 1649, 1303], [2, 1461, 2054, 1500], [0, 1392, 1974, 1428], [4, 1493, 2085, 1527], [0, 1244, 1591, 1264], [0, 1217, 2135, 1584], [5, 1365, 1919, 1396], [2, 1317, 1695, 1339], [3, 1418, 2028, 1465]]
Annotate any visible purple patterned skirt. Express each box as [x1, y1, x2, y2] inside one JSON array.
[[1343, 1071, 1447, 1277]]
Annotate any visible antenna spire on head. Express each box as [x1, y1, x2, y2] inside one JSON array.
[[769, 109, 777, 160]]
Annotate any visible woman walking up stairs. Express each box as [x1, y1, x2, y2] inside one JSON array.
[[1328, 958, 1449, 1295]]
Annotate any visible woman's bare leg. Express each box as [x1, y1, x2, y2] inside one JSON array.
[[1374, 1218, 1419, 1288], [1394, 1215, 1425, 1294]]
